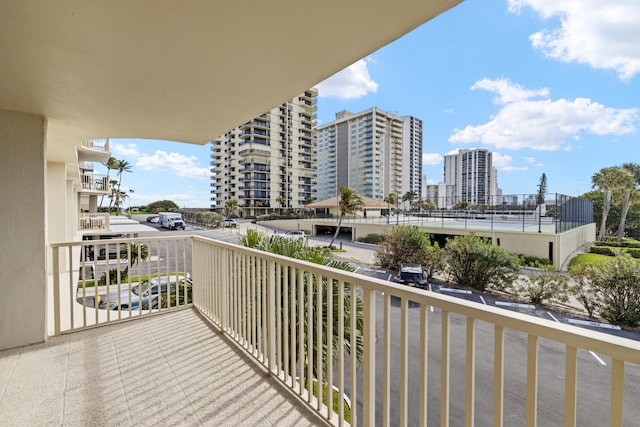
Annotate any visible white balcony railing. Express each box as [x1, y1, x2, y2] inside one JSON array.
[[81, 173, 109, 192], [78, 212, 110, 230], [80, 138, 110, 152], [52, 236, 640, 426]]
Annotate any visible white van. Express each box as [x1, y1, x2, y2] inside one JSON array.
[[158, 212, 185, 230]]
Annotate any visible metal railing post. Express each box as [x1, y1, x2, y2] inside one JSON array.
[[363, 288, 376, 426]]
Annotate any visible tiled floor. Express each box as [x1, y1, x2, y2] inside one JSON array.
[[0, 309, 325, 426]]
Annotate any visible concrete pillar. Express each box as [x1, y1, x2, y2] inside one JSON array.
[[0, 109, 47, 350]]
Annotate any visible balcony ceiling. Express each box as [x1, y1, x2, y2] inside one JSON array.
[[0, 1, 462, 163]]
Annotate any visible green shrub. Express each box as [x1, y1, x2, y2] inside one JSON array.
[[590, 246, 615, 256], [357, 233, 385, 244], [585, 256, 640, 327], [624, 248, 640, 258], [374, 225, 445, 281], [445, 233, 520, 292], [512, 267, 569, 305], [97, 269, 128, 286], [517, 254, 552, 267]]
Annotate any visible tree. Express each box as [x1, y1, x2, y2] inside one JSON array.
[[592, 166, 633, 241], [452, 200, 469, 210], [276, 195, 287, 214], [119, 242, 149, 274], [328, 187, 364, 248], [385, 193, 398, 215], [147, 200, 180, 213], [616, 163, 640, 242], [114, 159, 133, 214], [445, 233, 521, 292], [537, 173, 547, 205], [402, 190, 417, 212], [100, 156, 118, 208], [239, 229, 364, 379], [225, 199, 239, 218], [107, 179, 119, 213], [374, 225, 445, 282]]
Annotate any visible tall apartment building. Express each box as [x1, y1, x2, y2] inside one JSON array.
[[210, 89, 318, 217], [317, 107, 421, 201], [402, 115, 423, 197], [444, 148, 498, 205]]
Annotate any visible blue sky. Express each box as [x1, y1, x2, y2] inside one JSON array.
[[102, 0, 640, 208]]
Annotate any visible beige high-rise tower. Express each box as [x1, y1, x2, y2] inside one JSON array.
[[317, 107, 421, 201], [210, 89, 318, 217]]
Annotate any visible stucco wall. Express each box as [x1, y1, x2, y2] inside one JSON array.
[[258, 218, 595, 268], [0, 109, 47, 350]]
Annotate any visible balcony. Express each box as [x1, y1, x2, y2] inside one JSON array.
[[77, 139, 111, 163], [78, 212, 110, 230], [80, 173, 109, 193], [2, 235, 639, 426]]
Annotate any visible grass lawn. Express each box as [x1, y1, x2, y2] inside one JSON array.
[[78, 271, 187, 288], [568, 253, 611, 269]]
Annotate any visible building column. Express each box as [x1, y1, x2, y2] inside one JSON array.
[[0, 109, 47, 350]]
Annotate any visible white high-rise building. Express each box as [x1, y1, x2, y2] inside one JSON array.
[[402, 115, 423, 197], [210, 89, 318, 216], [444, 148, 498, 205], [317, 107, 421, 201]]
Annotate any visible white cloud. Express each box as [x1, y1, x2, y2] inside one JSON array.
[[136, 151, 210, 179], [492, 152, 513, 168], [426, 178, 439, 185], [422, 153, 443, 165], [524, 157, 536, 164], [316, 58, 378, 99], [112, 143, 141, 158], [508, 0, 640, 80], [449, 78, 638, 150], [444, 108, 455, 114], [472, 78, 548, 104]]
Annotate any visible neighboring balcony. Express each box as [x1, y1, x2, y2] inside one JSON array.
[[79, 212, 110, 230], [81, 173, 109, 193], [77, 138, 111, 163], [1, 235, 638, 426]]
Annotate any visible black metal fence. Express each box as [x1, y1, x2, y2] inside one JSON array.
[[261, 193, 593, 234]]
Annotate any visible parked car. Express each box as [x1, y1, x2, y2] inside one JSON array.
[[282, 230, 306, 241], [394, 264, 428, 289], [146, 215, 159, 223], [223, 218, 238, 227], [98, 284, 160, 311], [99, 274, 191, 310]]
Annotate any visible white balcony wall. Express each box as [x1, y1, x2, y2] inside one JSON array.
[[0, 109, 47, 350]]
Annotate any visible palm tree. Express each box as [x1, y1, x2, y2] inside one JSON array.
[[119, 242, 149, 274], [276, 195, 287, 215], [239, 229, 363, 379], [225, 199, 239, 218], [114, 159, 133, 214], [616, 163, 640, 242], [328, 187, 364, 248], [107, 179, 119, 214], [100, 156, 118, 208], [402, 190, 417, 212], [385, 193, 398, 216], [592, 166, 633, 241]]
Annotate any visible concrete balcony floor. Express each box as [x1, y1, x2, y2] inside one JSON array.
[[0, 309, 325, 426]]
